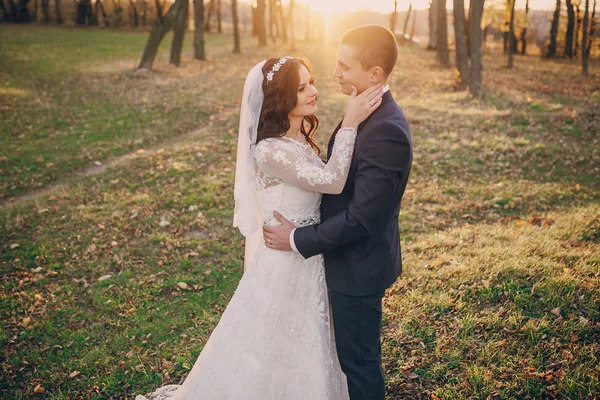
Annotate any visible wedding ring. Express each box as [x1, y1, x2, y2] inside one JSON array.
[[370, 100, 375, 107]]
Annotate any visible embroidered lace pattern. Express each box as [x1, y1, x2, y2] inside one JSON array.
[[136, 128, 357, 400]]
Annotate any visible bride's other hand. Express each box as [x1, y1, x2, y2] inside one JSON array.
[[341, 85, 384, 130]]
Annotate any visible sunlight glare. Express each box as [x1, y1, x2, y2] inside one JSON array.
[[291, 0, 413, 19]]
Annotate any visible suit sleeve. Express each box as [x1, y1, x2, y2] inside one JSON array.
[[293, 122, 412, 259]]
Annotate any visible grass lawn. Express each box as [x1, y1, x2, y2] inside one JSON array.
[[1, 25, 599, 399]]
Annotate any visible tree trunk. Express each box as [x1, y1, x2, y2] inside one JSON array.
[[587, 0, 597, 58], [205, 0, 214, 31], [155, 0, 162, 17], [110, 0, 123, 25], [289, 0, 296, 50], [547, 0, 560, 56], [76, 0, 93, 25], [268, 0, 277, 42], [252, 3, 257, 35], [390, 0, 398, 34], [277, 0, 287, 43], [582, 0, 591, 75], [33, 0, 38, 22], [453, 0, 470, 87], [402, 2, 412, 42], [0, 1, 7, 22], [304, 4, 311, 41], [194, 0, 206, 59], [78, 0, 85, 24], [141, 0, 147, 26], [521, 0, 529, 54], [507, 0, 516, 67], [170, 0, 188, 66], [409, 9, 417, 40], [511, 31, 518, 52], [232, 0, 240, 53], [217, 0, 222, 33], [95, 0, 109, 26], [428, 0, 438, 49], [7, 0, 17, 22], [20, 0, 29, 22], [574, 4, 582, 56], [466, 0, 474, 56], [437, 0, 449, 64], [40, 0, 49, 22], [55, 0, 62, 23], [138, 0, 181, 69], [256, 0, 267, 46], [128, 0, 138, 27], [14, 0, 30, 22], [470, 0, 485, 97], [565, 0, 575, 58]]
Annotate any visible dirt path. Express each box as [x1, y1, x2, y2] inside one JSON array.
[[0, 107, 237, 208]]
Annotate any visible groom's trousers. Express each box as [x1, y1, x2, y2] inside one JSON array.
[[329, 289, 386, 400]]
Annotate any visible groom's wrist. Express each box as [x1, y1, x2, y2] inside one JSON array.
[[289, 228, 299, 253]]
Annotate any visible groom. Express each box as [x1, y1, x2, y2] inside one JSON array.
[[264, 25, 412, 400]]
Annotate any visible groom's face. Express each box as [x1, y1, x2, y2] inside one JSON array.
[[333, 44, 373, 96]]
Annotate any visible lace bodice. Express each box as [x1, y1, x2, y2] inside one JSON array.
[[253, 128, 357, 228]]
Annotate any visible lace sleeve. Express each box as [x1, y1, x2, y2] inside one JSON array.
[[255, 128, 357, 195]]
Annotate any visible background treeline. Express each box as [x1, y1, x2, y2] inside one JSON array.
[[1, 0, 597, 94]]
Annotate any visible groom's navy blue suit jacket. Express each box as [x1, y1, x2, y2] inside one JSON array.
[[294, 90, 412, 296]]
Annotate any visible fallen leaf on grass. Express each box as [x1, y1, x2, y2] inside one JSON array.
[[69, 370, 80, 378], [33, 385, 45, 394], [401, 369, 419, 380]]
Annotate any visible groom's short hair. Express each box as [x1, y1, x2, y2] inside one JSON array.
[[341, 25, 398, 78]]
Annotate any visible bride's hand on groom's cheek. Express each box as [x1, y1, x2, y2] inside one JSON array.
[[263, 211, 294, 251], [342, 85, 383, 129]]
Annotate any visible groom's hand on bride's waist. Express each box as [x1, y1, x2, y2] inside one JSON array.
[[263, 211, 294, 252]]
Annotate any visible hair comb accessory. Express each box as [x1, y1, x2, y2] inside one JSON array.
[[266, 56, 294, 84]]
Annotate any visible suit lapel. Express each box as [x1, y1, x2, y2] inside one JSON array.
[[356, 91, 394, 134], [327, 120, 344, 162]]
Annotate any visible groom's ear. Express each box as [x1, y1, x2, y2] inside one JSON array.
[[369, 66, 385, 83]]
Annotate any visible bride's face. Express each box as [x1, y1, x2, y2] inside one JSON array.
[[288, 65, 318, 118]]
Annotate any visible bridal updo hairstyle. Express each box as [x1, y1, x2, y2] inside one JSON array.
[[256, 57, 320, 155]]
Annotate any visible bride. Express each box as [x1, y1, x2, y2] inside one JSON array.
[[137, 57, 383, 400]]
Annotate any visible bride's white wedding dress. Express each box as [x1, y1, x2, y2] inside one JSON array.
[[137, 128, 357, 400]]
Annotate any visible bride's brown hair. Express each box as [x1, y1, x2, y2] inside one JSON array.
[[256, 57, 320, 155]]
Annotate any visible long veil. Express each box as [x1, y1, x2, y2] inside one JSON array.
[[134, 62, 267, 400], [233, 61, 266, 272]]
